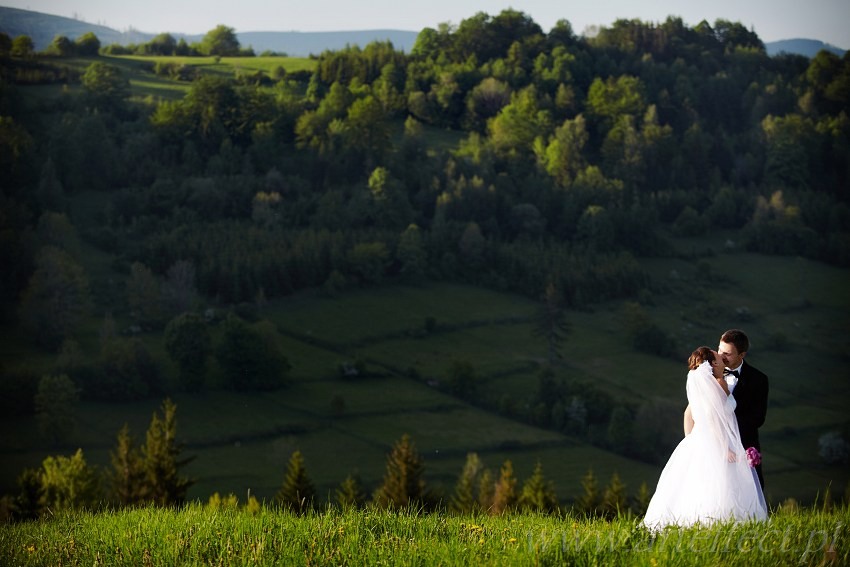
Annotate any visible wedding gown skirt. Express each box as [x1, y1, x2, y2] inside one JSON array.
[[643, 373, 767, 529]]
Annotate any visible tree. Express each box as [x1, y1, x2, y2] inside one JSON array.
[[47, 35, 75, 57], [519, 461, 558, 512], [490, 460, 518, 515], [488, 85, 550, 158], [600, 473, 628, 519], [40, 449, 100, 512], [75, 32, 100, 56], [19, 246, 90, 349], [451, 453, 484, 513], [215, 315, 290, 391], [201, 25, 240, 56], [107, 424, 145, 506], [532, 281, 569, 365], [34, 374, 79, 446], [10, 35, 34, 58], [335, 473, 367, 509], [164, 312, 211, 392], [538, 114, 588, 187], [447, 359, 478, 400], [633, 482, 651, 516], [575, 469, 599, 517], [607, 406, 634, 454], [148, 33, 177, 55], [97, 337, 161, 401], [141, 399, 194, 506], [397, 224, 428, 280], [127, 262, 163, 328], [276, 450, 316, 514], [373, 434, 427, 508], [81, 62, 129, 110], [162, 260, 198, 316]]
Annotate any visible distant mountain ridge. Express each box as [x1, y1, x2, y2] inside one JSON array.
[[1, 6, 845, 58], [0, 6, 419, 55], [764, 38, 846, 58]]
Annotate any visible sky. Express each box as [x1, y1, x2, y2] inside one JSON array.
[[3, 0, 849, 48]]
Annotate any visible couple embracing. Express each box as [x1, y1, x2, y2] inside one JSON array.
[[643, 329, 769, 529]]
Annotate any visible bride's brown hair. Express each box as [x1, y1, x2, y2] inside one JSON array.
[[688, 346, 714, 370]]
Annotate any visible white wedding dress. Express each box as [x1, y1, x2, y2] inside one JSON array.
[[643, 361, 767, 529]]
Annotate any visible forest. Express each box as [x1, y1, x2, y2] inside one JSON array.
[[1, 10, 849, 517]]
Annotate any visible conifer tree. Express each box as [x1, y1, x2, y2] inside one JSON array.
[[532, 281, 569, 366], [633, 481, 651, 516], [519, 461, 559, 512], [335, 472, 367, 509], [575, 468, 599, 517], [276, 450, 316, 514], [141, 398, 194, 506], [373, 434, 426, 508], [490, 460, 518, 515], [477, 468, 494, 512], [108, 423, 145, 507], [600, 472, 628, 519], [451, 452, 483, 513]]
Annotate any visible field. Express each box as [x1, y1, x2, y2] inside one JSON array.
[[2, 54, 849, 509], [15, 54, 316, 101], [1, 505, 847, 566], [1, 235, 848, 507]]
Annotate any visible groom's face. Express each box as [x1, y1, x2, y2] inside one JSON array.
[[718, 340, 744, 370]]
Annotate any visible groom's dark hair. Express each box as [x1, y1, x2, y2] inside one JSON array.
[[720, 329, 749, 354]]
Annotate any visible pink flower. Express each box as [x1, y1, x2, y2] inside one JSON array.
[[746, 447, 761, 467]]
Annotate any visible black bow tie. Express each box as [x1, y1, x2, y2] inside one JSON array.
[[724, 369, 740, 378]]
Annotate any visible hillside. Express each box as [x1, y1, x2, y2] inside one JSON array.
[[1, 10, 849, 515]]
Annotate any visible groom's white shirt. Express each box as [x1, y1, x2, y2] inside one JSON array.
[[726, 363, 743, 393]]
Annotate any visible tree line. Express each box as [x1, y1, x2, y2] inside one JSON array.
[[1, 398, 651, 522]]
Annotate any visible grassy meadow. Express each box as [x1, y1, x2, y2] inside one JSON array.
[[1, 504, 847, 566]]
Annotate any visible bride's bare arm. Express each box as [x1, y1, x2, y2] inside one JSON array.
[[683, 404, 694, 435]]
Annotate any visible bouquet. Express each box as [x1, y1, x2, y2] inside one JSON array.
[[746, 446, 761, 467]]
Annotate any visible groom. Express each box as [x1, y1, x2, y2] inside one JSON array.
[[718, 329, 769, 489]]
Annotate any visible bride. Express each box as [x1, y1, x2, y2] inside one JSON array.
[[643, 346, 768, 529]]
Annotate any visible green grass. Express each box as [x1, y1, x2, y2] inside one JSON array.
[[13, 54, 317, 103], [1, 505, 847, 566]]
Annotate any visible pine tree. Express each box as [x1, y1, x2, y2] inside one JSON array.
[[477, 468, 494, 512], [373, 434, 426, 508], [600, 472, 628, 520], [575, 468, 599, 517], [532, 281, 569, 366], [633, 481, 651, 516], [490, 460, 518, 515], [450, 453, 483, 513], [519, 461, 559, 512], [335, 472, 367, 510], [276, 450, 316, 514], [141, 398, 194, 506], [108, 423, 145, 507]]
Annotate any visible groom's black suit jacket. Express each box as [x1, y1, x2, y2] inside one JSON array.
[[732, 360, 769, 487]]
